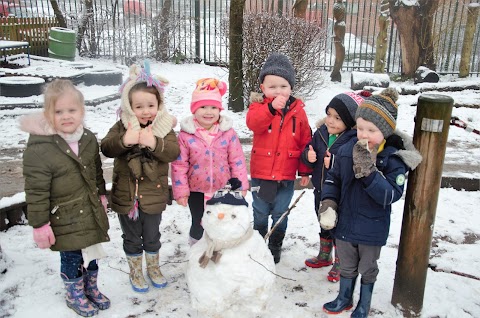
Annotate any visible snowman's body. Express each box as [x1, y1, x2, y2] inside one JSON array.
[[186, 202, 276, 318]]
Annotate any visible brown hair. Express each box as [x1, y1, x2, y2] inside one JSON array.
[[128, 82, 162, 108], [43, 79, 85, 126]]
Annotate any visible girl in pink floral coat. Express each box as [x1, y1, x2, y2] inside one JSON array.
[[171, 78, 249, 245]]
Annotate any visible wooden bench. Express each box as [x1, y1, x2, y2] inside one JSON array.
[[0, 17, 59, 57], [0, 40, 30, 65]]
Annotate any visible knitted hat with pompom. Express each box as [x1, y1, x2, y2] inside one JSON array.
[[355, 87, 399, 138], [190, 78, 227, 114]]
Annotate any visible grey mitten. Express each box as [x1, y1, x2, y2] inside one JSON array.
[[352, 139, 379, 178], [318, 199, 338, 230]]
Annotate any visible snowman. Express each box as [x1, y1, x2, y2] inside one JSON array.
[[186, 178, 276, 318]]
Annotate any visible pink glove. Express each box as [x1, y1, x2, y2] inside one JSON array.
[[100, 195, 108, 213], [33, 222, 56, 249]]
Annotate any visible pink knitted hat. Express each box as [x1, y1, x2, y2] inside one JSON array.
[[190, 78, 227, 113]]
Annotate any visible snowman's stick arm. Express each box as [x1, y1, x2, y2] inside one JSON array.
[[264, 190, 306, 241]]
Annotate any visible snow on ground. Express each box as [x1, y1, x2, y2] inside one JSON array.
[[0, 56, 480, 317]]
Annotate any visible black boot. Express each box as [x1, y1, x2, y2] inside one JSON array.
[[268, 231, 285, 264], [351, 282, 374, 318], [254, 225, 268, 239], [323, 275, 357, 314]]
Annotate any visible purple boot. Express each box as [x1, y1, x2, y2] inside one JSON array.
[[62, 275, 98, 317], [84, 270, 111, 310]]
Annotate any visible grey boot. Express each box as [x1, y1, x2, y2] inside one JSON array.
[[62, 275, 99, 317], [145, 251, 168, 288], [268, 231, 285, 264], [126, 253, 149, 293]]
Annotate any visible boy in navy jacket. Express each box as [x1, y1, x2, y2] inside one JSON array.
[[319, 88, 422, 317]]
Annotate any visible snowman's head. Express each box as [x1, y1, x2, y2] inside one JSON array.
[[202, 203, 251, 241], [203, 178, 250, 241]]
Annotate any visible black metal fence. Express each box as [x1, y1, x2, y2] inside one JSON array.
[[4, 0, 480, 75]]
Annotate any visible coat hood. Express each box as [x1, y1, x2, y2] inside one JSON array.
[[179, 114, 233, 134], [393, 130, 423, 171], [19, 112, 57, 136], [315, 117, 326, 129], [249, 92, 303, 104], [119, 63, 175, 138]]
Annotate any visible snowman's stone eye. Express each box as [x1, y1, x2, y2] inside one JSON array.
[[206, 210, 211, 214], [231, 214, 236, 219]]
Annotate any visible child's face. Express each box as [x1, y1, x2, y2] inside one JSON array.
[[194, 106, 220, 129], [53, 93, 84, 134], [325, 107, 347, 135], [356, 117, 385, 149], [260, 75, 291, 99], [131, 90, 159, 125]]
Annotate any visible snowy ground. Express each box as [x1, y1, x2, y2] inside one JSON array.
[[0, 56, 480, 317]]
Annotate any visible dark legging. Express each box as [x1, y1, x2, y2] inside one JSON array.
[[188, 192, 205, 240], [60, 250, 97, 279]]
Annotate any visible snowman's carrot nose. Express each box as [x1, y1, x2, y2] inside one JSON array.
[[217, 212, 225, 219]]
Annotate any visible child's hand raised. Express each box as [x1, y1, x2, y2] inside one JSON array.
[[307, 145, 317, 163], [123, 122, 140, 146], [139, 125, 157, 150], [324, 149, 331, 168], [271, 95, 288, 110]]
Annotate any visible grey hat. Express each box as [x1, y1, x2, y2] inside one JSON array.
[[355, 87, 399, 138], [259, 53, 296, 89]]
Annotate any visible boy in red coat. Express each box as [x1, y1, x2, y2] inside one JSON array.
[[246, 53, 312, 263]]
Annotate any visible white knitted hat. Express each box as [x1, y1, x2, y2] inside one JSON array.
[[119, 61, 174, 138]]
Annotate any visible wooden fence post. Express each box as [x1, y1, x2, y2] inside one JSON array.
[[391, 94, 454, 317], [459, 3, 479, 78]]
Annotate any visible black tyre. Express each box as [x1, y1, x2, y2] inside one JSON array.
[[0, 76, 45, 97], [61, 61, 94, 70], [83, 69, 123, 86]]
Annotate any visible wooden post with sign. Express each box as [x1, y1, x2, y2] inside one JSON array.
[[391, 94, 454, 317]]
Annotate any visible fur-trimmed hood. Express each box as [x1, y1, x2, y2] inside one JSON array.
[[179, 115, 233, 134], [393, 130, 423, 171], [19, 112, 56, 136], [249, 92, 265, 103], [315, 117, 326, 129], [249, 92, 303, 105], [119, 63, 175, 138]]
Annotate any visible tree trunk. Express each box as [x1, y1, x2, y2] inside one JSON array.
[[153, 0, 172, 61], [49, 0, 67, 28], [228, 0, 245, 112], [76, 0, 95, 56], [389, 0, 436, 77], [292, 0, 308, 19], [374, 0, 390, 73], [459, 4, 479, 78]]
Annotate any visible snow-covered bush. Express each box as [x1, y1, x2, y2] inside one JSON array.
[[242, 13, 328, 102]]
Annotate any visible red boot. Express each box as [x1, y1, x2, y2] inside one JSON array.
[[328, 256, 341, 282], [305, 237, 333, 268]]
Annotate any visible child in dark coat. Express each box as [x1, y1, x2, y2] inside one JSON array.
[[319, 88, 422, 317], [22, 79, 110, 316], [101, 62, 180, 293], [302, 91, 367, 283]]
